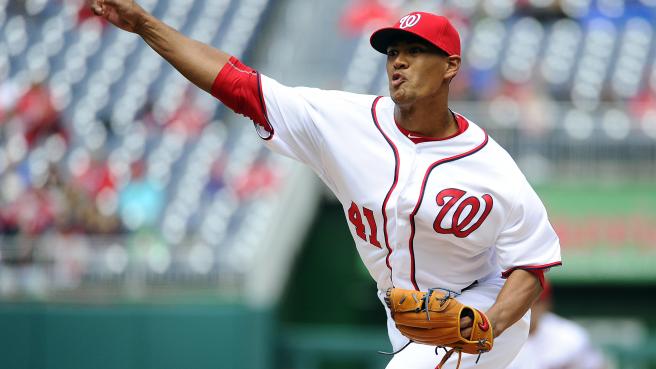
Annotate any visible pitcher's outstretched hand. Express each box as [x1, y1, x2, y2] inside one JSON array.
[[90, 0, 147, 33]]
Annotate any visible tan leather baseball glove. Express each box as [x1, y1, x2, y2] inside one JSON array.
[[385, 287, 494, 369]]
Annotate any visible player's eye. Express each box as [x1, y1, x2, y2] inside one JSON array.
[[386, 49, 398, 57], [409, 47, 424, 54]]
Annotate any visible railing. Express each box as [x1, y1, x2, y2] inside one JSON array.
[[0, 233, 243, 301], [453, 101, 656, 183]]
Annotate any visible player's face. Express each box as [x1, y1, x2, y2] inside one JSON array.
[[385, 37, 459, 106]]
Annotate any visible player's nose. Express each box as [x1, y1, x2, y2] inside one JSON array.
[[393, 54, 409, 70]]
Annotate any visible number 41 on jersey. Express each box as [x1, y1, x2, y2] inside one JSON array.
[[348, 202, 382, 248]]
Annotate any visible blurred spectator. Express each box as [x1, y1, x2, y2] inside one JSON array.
[[499, 81, 554, 136], [140, 92, 210, 137], [0, 164, 65, 236], [340, 0, 399, 35], [118, 160, 164, 231], [60, 183, 123, 234], [60, 151, 123, 234], [165, 91, 211, 137], [73, 154, 115, 199], [233, 160, 279, 200], [10, 80, 66, 148], [506, 281, 609, 369]]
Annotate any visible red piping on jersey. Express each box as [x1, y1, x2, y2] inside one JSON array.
[[256, 72, 274, 141], [501, 261, 562, 278], [407, 132, 490, 291], [370, 96, 399, 282], [502, 261, 562, 288]]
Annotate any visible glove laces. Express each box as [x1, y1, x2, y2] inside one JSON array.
[[377, 340, 412, 356], [433, 346, 485, 369]]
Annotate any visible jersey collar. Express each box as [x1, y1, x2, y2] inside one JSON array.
[[394, 110, 469, 144]]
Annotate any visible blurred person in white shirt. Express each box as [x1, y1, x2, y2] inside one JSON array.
[[507, 281, 608, 369]]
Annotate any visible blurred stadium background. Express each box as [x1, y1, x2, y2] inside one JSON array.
[[1, 0, 656, 368]]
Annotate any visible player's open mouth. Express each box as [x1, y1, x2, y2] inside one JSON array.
[[392, 73, 406, 88]]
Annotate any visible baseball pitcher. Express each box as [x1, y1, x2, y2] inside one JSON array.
[[90, 2, 562, 368]]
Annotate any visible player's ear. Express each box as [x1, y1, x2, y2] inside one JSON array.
[[444, 55, 461, 82]]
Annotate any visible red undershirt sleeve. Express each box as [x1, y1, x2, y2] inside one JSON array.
[[210, 56, 273, 138]]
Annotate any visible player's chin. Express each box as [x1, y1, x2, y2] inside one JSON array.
[[390, 89, 411, 105]]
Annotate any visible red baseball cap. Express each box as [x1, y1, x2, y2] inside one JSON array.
[[370, 12, 461, 56]]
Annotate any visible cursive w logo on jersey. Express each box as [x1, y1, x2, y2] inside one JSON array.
[[433, 188, 493, 238]]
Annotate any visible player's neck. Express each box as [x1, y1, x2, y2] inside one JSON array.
[[394, 100, 457, 139]]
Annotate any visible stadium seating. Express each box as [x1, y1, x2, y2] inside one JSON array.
[[0, 0, 276, 294]]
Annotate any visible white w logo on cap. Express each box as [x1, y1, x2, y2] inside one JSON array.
[[399, 14, 421, 29]]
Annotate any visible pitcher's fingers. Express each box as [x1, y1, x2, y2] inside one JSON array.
[[90, 0, 103, 15], [460, 316, 473, 338]]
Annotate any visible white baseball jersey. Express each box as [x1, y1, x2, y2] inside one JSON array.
[[506, 313, 607, 369], [252, 74, 562, 368]]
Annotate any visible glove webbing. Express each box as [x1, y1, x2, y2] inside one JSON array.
[[435, 348, 460, 369]]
